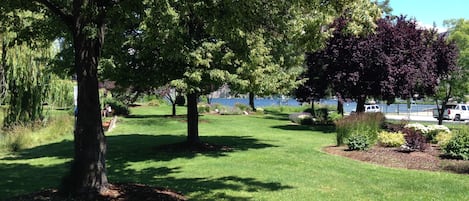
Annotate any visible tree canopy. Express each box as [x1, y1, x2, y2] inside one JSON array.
[[298, 16, 459, 113], [6, 0, 381, 198], [432, 19, 469, 124]]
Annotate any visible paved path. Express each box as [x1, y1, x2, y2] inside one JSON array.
[[384, 113, 467, 124], [385, 114, 436, 122]]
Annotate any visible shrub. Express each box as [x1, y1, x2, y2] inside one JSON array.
[[1, 132, 30, 152], [378, 131, 405, 147], [401, 128, 428, 152], [175, 95, 185, 106], [288, 112, 313, 125], [347, 135, 371, 151], [328, 111, 342, 122], [383, 119, 409, 132], [209, 103, 225, 112], [103, 98, 130, 116], [255, 107, 264, 115], [234, 103, 252, 112], [404, 123, 429, 134], [435, 132, 453, 147], [219, 107, 244, 115], [335, 112, 385, 146], [314, 108, 329, 123], [426, 125, 451, 143], [197, 104, 211, 113], [443, 128, 469, 160]]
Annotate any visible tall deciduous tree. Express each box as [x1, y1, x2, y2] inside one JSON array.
[[140, 0, 380, 144], [303, 16, 457, 113], [4, 44, 51, 128], [32, 0, 110, 195], [433, 19, 469, 124], [295, 51, 330, 116], [229, 31, 304, 111], [11, 0, 142, 196]]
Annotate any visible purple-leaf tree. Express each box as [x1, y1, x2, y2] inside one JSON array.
[[299, 16, 458, 113]]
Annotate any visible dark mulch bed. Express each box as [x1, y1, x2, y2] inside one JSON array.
[[323, 145, 469, 174], [7, 183, 187, 201]]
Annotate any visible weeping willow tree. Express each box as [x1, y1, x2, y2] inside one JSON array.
[[3, 44, 51, 128], [47, 75, 75, 109]]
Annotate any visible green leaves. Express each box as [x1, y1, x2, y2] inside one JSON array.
[[4, 43, 53, 128]]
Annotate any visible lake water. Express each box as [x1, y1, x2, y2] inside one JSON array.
[[210, 98, 436, 114]]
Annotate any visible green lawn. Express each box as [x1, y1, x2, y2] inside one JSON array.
[[1, 105, 469, 200]]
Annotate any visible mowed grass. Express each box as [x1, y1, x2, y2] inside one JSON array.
[[1, 105, 469, 200]]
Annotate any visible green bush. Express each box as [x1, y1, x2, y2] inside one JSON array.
[[209, 103, 225, 112], [314, 108, 329, 124], [1, 132, 30, 152], [254, 107, 264, 115], [197, 104, 211, 113], [103, 98, 130, 116], [335, 112, 385, 146], [175, 95, 185, 106], [347, 135, 371, 151], [328, 111, 342, 122], [234, 103, 252, 112], [443, 128, 469, 160], [435, 132, 453, 147], [288, 112, 313, 125], [219, 107, 244, 115], [378, 131, 405, 147], [426, 125, 451, 143]]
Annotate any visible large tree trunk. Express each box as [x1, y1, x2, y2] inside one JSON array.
[[249, 92, 256, 111], [356, 95, 366, 113], [310, 100, 316, 117], [62, 28, 108, 196], [167, 95, 177, 116], [187, 92, 200, 144], [172, 103, 177, 116], [337, 99, 344, 116], [437, 86, 452, 125]]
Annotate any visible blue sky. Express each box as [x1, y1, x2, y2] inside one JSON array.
[[389, 0, 469, 31]]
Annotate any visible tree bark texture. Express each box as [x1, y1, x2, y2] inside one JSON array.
[[356, 95, 366, 113], [64, 23, 108, 196], [337, 100, 344, 116], [249, 92, 256, 111], [187, 92, 200, 144], [310, 100, 316, 117]]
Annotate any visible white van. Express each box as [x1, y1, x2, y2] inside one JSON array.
[[351, 104, 381, 113], [364, 104, 381, 113]]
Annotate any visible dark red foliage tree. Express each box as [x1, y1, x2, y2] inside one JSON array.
[[297, 16, 458, 113]]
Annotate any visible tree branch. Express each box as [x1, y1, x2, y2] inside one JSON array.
[[34, 0, 74, 29]]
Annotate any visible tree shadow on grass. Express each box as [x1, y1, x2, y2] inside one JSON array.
[[0, 134, 286, 200], [271, 124, 336, 133], [0, 162, 292, 200], [0, 162, 69, 200], [107, 134, 277, 162], [2, 134, 276, 162], [126, 114, 187, 119], [261, 110, 290, 121], [107, 166, 292, 201]]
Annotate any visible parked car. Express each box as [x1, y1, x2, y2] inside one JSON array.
[[432, 104, 469, 121], [364, 104, 381, 112], [351, 104, 381, 113]]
